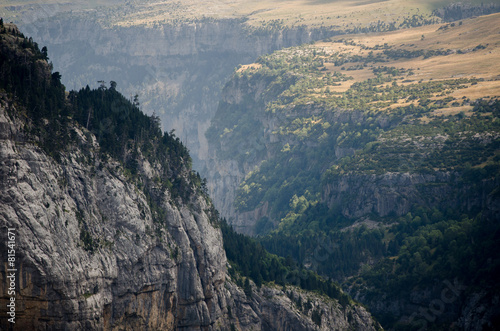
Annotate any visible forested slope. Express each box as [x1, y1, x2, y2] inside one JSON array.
[[206, 13, 500, 329]]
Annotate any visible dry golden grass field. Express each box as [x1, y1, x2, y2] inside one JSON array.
[[307, 13, 500, 115], [0, 0, 491, 27]]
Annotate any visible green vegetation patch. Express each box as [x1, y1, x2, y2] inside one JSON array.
[[208, 40, 498, 231]]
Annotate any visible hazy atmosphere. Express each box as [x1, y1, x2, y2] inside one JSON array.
[[1, 0, 499, 330]]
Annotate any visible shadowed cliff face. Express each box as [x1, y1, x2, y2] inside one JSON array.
[[322, 171, 500, 219], [20, 18, 340, 171]]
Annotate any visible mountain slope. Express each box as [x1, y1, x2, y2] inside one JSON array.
[[207, 13, 500, 232], [205, 13, 500, 329], [0, 23, 380, 330]]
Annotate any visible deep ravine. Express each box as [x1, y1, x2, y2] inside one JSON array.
[[0, 23, 380, 330]]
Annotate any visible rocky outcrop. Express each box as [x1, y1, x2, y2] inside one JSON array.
[[203, 74, 283, 233], [226, 281, 379, 331], [203, 158, 245, 228], [204, 64, 500, 236], [203, 72, 383, 234], [323, 171, 500, 220]]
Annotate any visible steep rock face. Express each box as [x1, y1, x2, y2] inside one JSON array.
[[204, 56, 500, 235], [0, 101, 226, 329], [322, 172, 500, 219], [21, 18, 340, 170], [0, 94, 379, 330], [226, 281, 379, 331], [204, 76, 281, 233], [203, 158, 245, 228]]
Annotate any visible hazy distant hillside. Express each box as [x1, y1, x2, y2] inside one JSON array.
[[208, 12, 500, 233], [3, 0, 499, 173], [3, 0, 499, 28]]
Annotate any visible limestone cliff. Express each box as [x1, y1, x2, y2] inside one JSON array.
[[203, 36, 500, 236], [204, 71, 388, 234], [0, 93, 226, 329], [323, 171, 500, 220]]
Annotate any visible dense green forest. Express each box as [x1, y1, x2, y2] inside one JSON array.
[[353, 210, 500, 327], [257, 204, 500, 325], [220, 219, 352, 307]]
